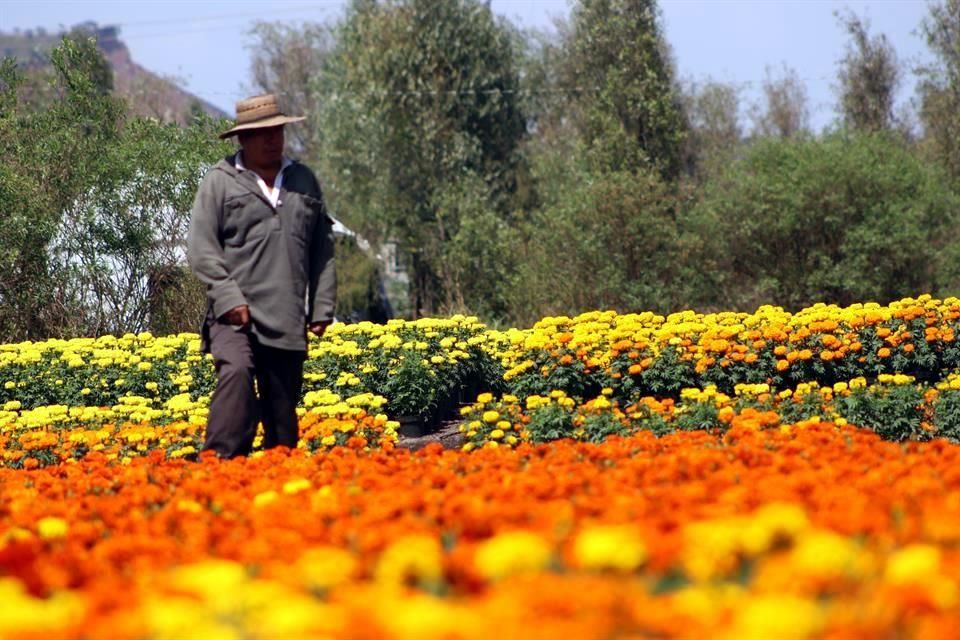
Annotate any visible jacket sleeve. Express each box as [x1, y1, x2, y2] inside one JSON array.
[[187, 171, 247, 319], [308, 182, 337, 324]]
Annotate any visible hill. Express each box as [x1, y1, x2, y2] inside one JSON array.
[[0, 22, 228, 124]]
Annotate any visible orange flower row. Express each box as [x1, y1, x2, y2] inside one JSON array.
[[1, 422, 959, 638]]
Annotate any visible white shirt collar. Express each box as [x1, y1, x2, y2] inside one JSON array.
[[235, 152, 293, 208]]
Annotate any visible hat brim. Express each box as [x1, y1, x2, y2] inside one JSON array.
[[218, 114, 306, 139]]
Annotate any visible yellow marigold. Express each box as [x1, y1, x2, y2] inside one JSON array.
[[741, 503, 810, 555], [885, 544, 941, 584], [572, 525, 646, 572], [297, 546, 357, 591], [253, 491, 279, 507], [850, 377, 868, 389], [474, 531, 552, 581], [176, 500, 203, 514], [789, 531, 867, 579], [593, 395, 612, 410], [526, 396, 547, 410], [36, 517, 68, 541], [726, 595, 823, 640], [283, 478, 312, 495], [375, 534, 444, 586]]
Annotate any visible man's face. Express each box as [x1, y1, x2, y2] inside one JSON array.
[[239, 125, 285, 167]]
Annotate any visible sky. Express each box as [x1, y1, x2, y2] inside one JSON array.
[[0, 0, 937, 131]]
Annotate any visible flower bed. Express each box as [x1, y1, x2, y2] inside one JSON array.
[[1, 423, 958, 639], [495, 295, 960, 402], [0, 316, 506, 433], [0, 393, 397, 469], [4, 295, 960, 439], [457, 373, 960, 449], [3, 296, 960, 638]]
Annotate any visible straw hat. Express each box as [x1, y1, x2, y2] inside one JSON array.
[[219, 94, 305, 139]]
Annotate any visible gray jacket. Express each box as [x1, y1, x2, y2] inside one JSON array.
[[187, 154, 336, 352]]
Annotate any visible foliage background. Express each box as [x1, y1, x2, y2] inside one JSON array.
[[2, 0, 960, 340]]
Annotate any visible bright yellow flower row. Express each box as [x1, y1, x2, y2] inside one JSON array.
[[491, 294, 960, 373]]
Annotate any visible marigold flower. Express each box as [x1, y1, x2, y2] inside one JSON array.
[[482, 411, 500, 424], [729, 595, 824, 640], [474, 531, 552, 581], [253, 491, 279, 507], [36, 517, 68, 540], [283, 478, 312, 495], [884, 545, 941, 584], [375, 535, 444, 586], [572, 525, 646, 572]]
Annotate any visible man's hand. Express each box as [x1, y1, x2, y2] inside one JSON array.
[[222, 305, 250, 327], [308, 320, 332, 337]]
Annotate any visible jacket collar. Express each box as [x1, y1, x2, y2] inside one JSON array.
[[213, 154, 298, 206], [234, 151, 294, 175]]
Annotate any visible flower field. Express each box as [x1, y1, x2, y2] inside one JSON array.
[[2, 295, 960, 638]]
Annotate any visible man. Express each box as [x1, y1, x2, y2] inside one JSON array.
[[187, 94, 336, 458]]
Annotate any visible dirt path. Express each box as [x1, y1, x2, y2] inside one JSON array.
[[396, 421, 464, 451]]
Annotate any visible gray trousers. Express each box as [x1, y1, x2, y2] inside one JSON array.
[[203, 319, 306, 458]]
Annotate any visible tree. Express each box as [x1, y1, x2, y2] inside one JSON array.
[[563, 0, 687, 178], [247, 21, 334, 161], [681, 79, 742, 178], [513, 22, 569, 141], [49, 115, 232, 335], [835, 11, 900, 132], [0, 36, 232, 339], [750, 64, 810, 139], [504, 0, 694, 322], [122, 69, 189, 123], [509, 168, 688, 323], [689, 131, 960, 311], [316, 0, 527, 317], [65, 26, 114, 95], [916, 0, 960, 182], [0, 36, 123, 339]]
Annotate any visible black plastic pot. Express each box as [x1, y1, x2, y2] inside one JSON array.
[[397, 415, 429, 438]]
